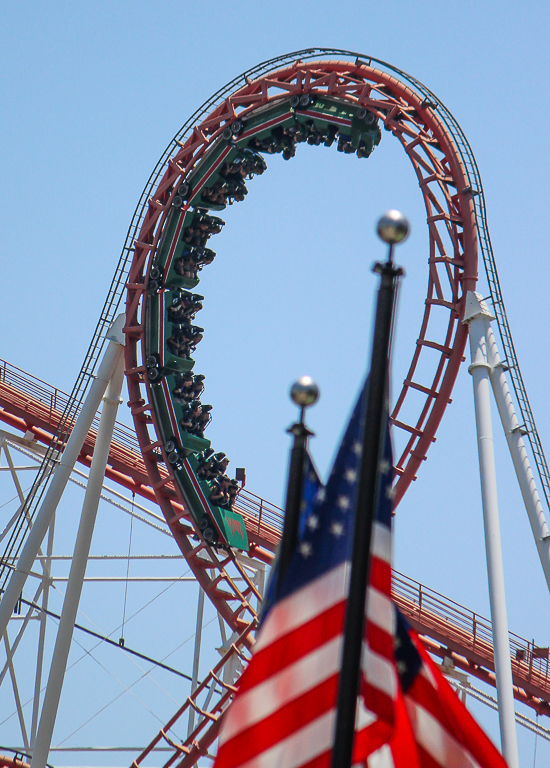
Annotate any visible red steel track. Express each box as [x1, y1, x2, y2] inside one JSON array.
[[125, 59, 477, 509], [1, 357, 548, 736]]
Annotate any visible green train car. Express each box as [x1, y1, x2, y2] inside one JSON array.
[[143, 94, 381, 551]]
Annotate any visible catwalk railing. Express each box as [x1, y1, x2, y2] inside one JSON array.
[[0, 358, 283, 560], [394, 571, 550, 709]]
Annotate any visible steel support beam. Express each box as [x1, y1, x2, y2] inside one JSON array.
[[485, 323, 550, 593], [188, 587, 205, 737], [0, 316, 125, 638], [30, 347, 125, 768], [465, 291, 519, 768]]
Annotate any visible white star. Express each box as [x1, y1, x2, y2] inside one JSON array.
[[306, 514, 319, 530], [386, 485, 395, 500], [316, 488, 326, 502], [379, 459, 390, 474], [396, 660, 407, 674], [345, 468, 357, 483], [299, 541, 313, 558], [300, 499, 308, 511], [337, 495, 350, 510], [330, 521, 344, 538], [352, 441, 362, 456]]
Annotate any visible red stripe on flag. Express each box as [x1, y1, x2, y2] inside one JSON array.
[[369, 556, 391, 595], [362, 684, 395, 724], [297, 749, 333, 768], [215, 675, 339, 768], [363, 622, 394, 663], [407, 634, 508, 767], [353, 715, 393, 762], [415, 745, 443, 768], [238, 601, 346, 694]]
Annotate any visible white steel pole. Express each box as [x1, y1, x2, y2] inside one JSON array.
[[485, 323, 550, 593], [30, 348, 125, 768], [464, 291, 519, 768], [0, 315, 126, 640], [188, 586, 205, 737]]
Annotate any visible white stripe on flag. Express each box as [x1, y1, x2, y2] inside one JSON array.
[[366, 586, 395, 635], [238, 709, 335, 768], [355, 697, 378, 730], [371, 521, 391, 563], [420, 660, 438, 688], [366, 743, 396, 768], [220, 635, 342, 745], [405, 698, 482, 768], [361, 645, 398, 699], [255, 562, 348, 652]]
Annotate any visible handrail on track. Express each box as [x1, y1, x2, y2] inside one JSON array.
[[393, 570, 550, 694], [0, 357, 284, 544]]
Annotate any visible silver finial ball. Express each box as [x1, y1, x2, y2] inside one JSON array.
[[290, 376, 320, 408], [376, 210, 410, 245]]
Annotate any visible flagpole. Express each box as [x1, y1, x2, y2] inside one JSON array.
[[277, 376, 319, 592], [331, 211, 407, 768]]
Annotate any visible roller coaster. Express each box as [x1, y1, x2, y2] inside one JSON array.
[[1, 49, 550, 767]]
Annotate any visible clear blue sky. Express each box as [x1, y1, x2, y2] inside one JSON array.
[[1, 1, 549, 765]]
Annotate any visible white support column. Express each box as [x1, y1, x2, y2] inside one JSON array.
[[188, 587, 205, 737], [31, 516, 56, 747], [4, 631, 30, 750], [0, 581, 44, 690], [30, 346, 125, 768], [464, 292, 519, 768], [0, 315, 125, 639], [485, 323, 550, 593]]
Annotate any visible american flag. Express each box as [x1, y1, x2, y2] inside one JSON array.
[[214, 385, 508, 768]]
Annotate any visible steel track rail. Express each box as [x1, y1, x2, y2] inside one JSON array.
[[379, 62, 550, 518]]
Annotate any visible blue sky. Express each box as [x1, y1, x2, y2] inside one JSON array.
[[1, 1, 550, 765]]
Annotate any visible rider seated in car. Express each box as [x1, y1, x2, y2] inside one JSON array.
[[192, 248, 215, 272], [174, 249, 198, 279], [202, 182, 227, 206], [184, 325, 203, 352], [209, 475, 231, 507], [191, 373, 205, 400], [167, 329, 191, 358], [189, 403, 212, 437], [227, 479, 240, 509], [197, 448, 216, 480], [171, 292, 203, 322], [213, 452, 230, 476], [173, 371, 194, 403], [180, 400, 202, 432], [168, 296, 188, 324]]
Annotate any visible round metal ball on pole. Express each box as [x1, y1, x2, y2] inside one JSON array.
[[377, 209, 410, 246], [290, 375, 320, 424]]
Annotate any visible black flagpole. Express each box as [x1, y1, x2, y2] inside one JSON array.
[[277, 376, 319, 593], [331, 211, 407, 768]]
